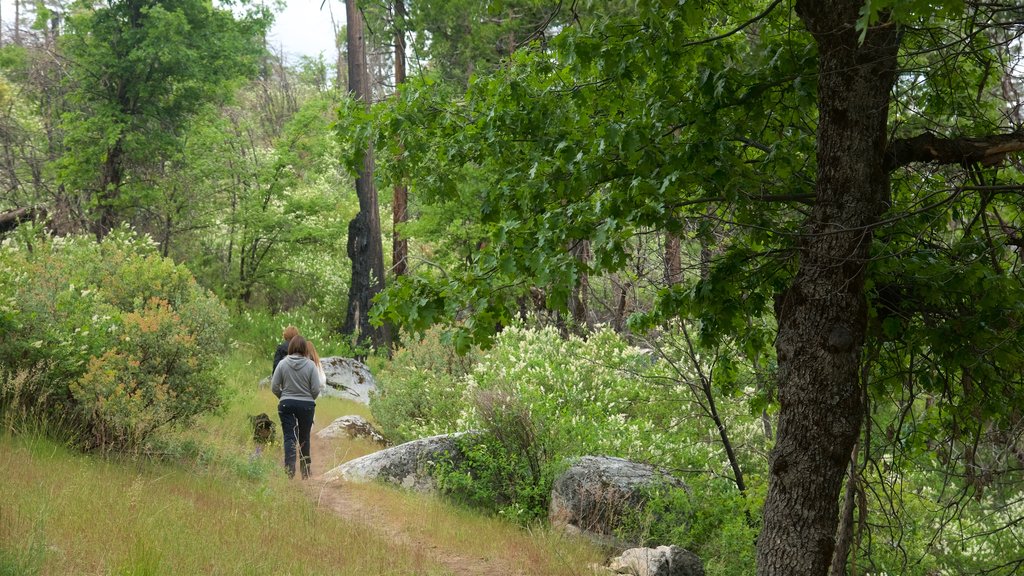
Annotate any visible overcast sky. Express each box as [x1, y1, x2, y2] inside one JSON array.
[[0, 0, 341, 64], [266, 0, 343, 63]]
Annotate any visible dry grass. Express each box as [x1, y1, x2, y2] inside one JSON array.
[[0, 433, 452, 575], [334, 482, 608, 576], [0, 343, 607, 576]]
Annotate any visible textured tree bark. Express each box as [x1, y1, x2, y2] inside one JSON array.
[[568, 239, 592, 331], [664, 231, 682, 286], [756, 3, 900, 575], [392, 0, 409, 277], [886, 130, 1024, 171], [342, 0, 389, 350]]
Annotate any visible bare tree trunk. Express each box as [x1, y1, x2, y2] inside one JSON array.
[[664, 231, 682, 286], [612, 275, 630, 333], [756, 2, 900, 574], [342, 0, 389, 351], [392, 0, 409, 277], [0, 206, 44, 234], [328, 2, 346, 91], [13, 0, 20, 46], [568, 239, 592, 331]]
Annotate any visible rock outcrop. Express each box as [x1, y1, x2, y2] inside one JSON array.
[[261, 357, 377, 404], [323, 431, 476, 492], [607, 545, 704, 576], [316, 415, 387, 445], [320, 357, 377, 404], [549, 456, 689, 544]]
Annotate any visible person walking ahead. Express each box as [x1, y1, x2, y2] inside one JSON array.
[[271, 335, 322, 479], [273, 325, 300, 375]]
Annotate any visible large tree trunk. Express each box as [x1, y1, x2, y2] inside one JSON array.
[[392, 0, 409, 277], [0, 206, 43, 234], [756, 3, 900, 575], [342, 0, 389, 350]]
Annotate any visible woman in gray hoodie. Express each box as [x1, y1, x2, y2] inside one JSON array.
[[271, 335, 322, 478]]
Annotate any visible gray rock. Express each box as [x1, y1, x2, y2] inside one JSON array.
[[549, 456, 689, 544], [316, 415, 388, 445], [320, 356, 377, 404], [323, 431, 477, 492], [608, 545, 704, 576], [259, 357, 376, 404]]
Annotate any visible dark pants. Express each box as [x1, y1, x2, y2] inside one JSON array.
[[278, 399, 315, 479]]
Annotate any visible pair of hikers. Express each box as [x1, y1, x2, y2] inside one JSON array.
[[271, 325, 326, 479]]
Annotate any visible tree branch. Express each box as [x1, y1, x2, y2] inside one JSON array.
[[676, 0, 786, 50], [885, 130, 1024, 172]]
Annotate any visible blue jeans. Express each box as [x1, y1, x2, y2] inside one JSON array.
[[278, 399, 316, 479]]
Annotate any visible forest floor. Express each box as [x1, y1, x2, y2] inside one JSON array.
[[303, 429, 590, 576]]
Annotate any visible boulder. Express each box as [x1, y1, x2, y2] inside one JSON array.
[[323, 431, 477, 492], [549, 456, 689, 544], [320, 356, 377, 404], [608, 546, 704, 576], [316, 415, 387, 445], [261, 357, 377, 404]]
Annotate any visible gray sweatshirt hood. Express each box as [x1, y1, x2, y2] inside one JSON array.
[[271, 354, 322, 403]]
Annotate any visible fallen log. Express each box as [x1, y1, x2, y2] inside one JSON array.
[[0, 206, 45, 234]]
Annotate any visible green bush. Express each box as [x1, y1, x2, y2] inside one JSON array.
[[371, 327, 477, 443], [434, 390, 555, 524], [465, 326, 671, 464], [0, 228, 229, 451], [618, 478, 759, 576]]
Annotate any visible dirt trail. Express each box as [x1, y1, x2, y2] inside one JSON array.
[[301, 429, 531, 576]]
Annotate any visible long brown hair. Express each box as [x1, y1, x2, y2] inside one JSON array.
[[305, 340, 322, 367]]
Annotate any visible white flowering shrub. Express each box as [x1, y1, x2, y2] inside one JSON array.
[[0, 228, 229, 451], [378, 322, 766, 566], [463, 326, 664, 461]]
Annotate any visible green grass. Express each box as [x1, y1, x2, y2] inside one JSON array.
[[0, 432, 453, 576]]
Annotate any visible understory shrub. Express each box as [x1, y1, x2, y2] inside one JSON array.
[[0, 228, 229, 451], [371, 327, 477, 443], [434, 389, 555, 524], [376, 320, 1024, 575], [618, 477, 760, 575], [374, 323, 768, 571]]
